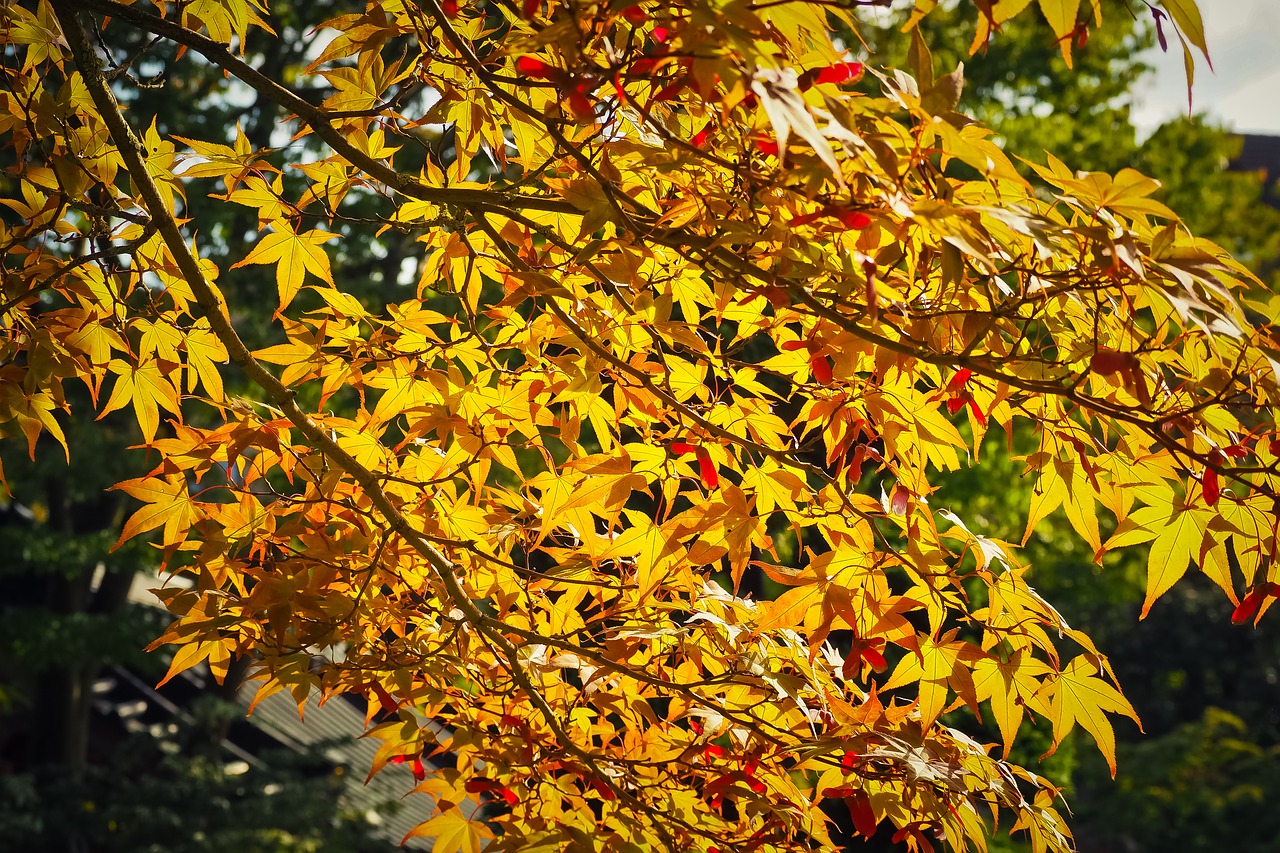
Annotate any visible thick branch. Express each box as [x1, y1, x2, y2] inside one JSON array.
[[73, 0, 576, 217]]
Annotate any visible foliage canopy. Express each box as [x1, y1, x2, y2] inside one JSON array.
[[2, 0, 1277, 851]]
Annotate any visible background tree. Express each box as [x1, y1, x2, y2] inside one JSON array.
[[881, 1, 1280, 279]]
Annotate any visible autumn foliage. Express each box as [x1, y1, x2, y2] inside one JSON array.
[[1, 0, 1275, 851]]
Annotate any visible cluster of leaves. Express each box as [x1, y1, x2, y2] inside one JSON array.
[[2, 1, 1277, 851]]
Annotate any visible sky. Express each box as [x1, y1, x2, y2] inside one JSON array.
[[1132, 0, 1280, 137]]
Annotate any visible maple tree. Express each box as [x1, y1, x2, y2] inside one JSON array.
[[2, 0, 1277, 851]]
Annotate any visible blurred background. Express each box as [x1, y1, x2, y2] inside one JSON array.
[[1127, 0, 1280, 138]]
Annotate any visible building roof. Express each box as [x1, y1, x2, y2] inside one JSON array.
[[235, 680, 443, 849], [123, 570, 476, 849]]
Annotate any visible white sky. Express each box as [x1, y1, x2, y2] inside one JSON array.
[[1133, 0, 1280, 137]]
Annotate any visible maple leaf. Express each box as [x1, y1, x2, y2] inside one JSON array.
[[1106, 501, 1226, 618], [157, 637, 234, 688], [884, 632, 984, 731], [740, 458, 806, 517], [230, 219, 336, 310], [750, 66, 846, 190], [1042, 656, 1140, 777], [1022, 436, 1102, 556], [7, 2, 68, 70], [184, 319, 229, 401], [113, 474, 198, 550], [402, 808, 493, 853], [0, 387, 69, 460], [174, 123, 266, 186], [219, 174, 290, 222], [99, 358, 181, 442], [973, 650, 1051, 758]]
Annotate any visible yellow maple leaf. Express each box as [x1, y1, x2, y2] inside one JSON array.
[[402, 808, 492, 853], [1037, 0, 1083, 66], [231, 219, 336, 310], [973, 650, 1051, 758], [1109, 501, 1217, 619], [184, 319, 229, 401], [219, 174, 290, 223], [174, 123, 266, 187], [99, 358, 181, 442], [113, 474, 197, 550], [1043, 655, 1140, 776], [884, 631, 984, 731], [157, 636, 234, 687]]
